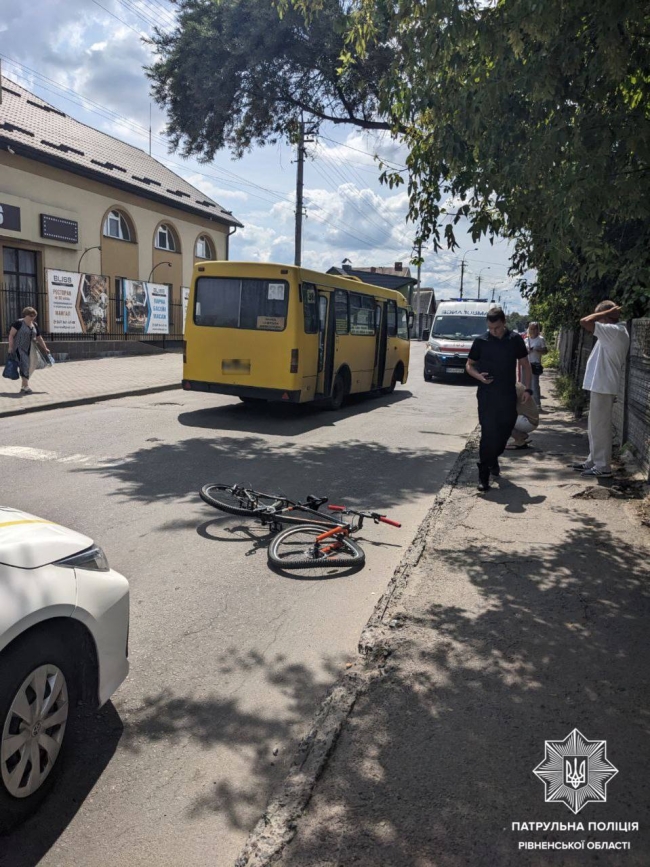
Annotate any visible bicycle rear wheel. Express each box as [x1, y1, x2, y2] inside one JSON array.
[[200, 484, 282, 517], [268, 525, 365, 570]]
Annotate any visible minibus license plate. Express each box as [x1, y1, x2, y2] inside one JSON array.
[[222, 359, 251, 374]]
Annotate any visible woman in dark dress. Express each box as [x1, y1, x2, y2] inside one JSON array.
[[7, 307, 51, 395]]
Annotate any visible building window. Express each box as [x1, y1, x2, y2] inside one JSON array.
[[156, 224, 177, 252], [103, 210, 131, 241], [3, 247, 38, 325], [195, 235, 214, 259]]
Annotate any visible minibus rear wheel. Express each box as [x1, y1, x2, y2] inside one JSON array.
[[326, 374, 347, 411]]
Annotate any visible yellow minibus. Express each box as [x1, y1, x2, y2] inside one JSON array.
[[182, 261, 410, 408]]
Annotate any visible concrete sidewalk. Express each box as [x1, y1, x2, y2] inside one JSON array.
[[237, 386, 650, 866], [0, 352, 181, 417]]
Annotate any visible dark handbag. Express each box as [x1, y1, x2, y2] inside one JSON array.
[[531, 361, 544, 376], [2, 357, 20, 380]]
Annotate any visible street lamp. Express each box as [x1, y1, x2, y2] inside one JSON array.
[[148, 261, 172, 282], [77, 245, 101, 273], [459, 248, 477, 299], [477, 267, 490, 300]]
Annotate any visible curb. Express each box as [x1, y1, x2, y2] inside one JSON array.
[[233, 425, 481, 867], [0, 382, 181, 419]]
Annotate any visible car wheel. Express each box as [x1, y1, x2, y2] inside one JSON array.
[[0, 633, 76, 833]]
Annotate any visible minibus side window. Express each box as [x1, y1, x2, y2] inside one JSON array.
[[335, 289, 349, 334], [349, 293, 375, 336], [303, 282, 318, 334], [397, 307, 409, 340], [386, 301, 397, 337]]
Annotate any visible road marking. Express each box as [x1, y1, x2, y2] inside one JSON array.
[[0, 446, 117, 467]]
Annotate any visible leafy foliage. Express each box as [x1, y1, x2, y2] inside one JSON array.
[[146, 0, 393, 160], [332, 0, 650, 314]]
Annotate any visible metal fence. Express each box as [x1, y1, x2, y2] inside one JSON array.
[[0, 285, 185, 342], [557, 319, 650, 478]]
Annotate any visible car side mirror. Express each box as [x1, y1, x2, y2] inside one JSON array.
[[408, 312, 415, 329]]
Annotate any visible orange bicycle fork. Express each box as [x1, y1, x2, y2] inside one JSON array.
[[314, 524, 348, 555]]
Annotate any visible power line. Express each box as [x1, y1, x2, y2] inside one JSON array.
[[90, 0, 145, 35]]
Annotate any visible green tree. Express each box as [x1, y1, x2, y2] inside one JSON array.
[[333, 0, 650, 312], [147, 0, 393, 160]]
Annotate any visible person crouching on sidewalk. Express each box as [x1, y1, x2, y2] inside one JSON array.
[[506, 382, 540, 449], [466, 307, 533, 492], [573, 300, 629, 478]]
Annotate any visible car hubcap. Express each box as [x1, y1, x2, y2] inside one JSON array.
[[1, 664, 69, 798]]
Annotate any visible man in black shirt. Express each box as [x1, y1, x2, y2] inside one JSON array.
[[466, 307, 533, 491]]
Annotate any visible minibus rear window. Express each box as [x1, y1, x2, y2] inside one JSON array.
[[194, 277, 289, 331]]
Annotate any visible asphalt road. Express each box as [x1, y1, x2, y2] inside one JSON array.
[[0, 345, 478, 867]]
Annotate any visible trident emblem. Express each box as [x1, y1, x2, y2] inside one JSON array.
[[565, 758, 586, 789]]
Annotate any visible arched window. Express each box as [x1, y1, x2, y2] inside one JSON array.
[[155, 223, 178, 252], [103, 209, 132, 241], [195, 235, 214, 260]]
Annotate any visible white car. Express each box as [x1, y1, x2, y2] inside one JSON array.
[[0, 507, 129, 832]]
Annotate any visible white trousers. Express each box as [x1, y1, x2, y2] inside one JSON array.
[[587, 392, 616, 471]]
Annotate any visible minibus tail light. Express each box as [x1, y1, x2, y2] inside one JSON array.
[[182, 340, 187, 363], [290, 349, 299, 373]]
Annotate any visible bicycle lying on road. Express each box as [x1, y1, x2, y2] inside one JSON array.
[[199, 483, 401, 572]]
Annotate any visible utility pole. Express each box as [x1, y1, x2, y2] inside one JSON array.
[[459, 248, 477, 299], [415, 239, 422, 339], [294, 116, 305, 266]]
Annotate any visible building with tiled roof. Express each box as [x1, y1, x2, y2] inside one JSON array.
[[0, 75, 242, 343]]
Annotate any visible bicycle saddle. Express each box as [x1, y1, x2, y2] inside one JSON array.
[[306, 494, 328, 509]]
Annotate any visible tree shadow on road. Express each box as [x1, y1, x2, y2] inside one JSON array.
[[74, 434, 455, 514]]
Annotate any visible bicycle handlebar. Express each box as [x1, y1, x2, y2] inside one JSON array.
[[328, 505, 400, 528]]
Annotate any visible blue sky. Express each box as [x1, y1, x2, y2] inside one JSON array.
[[0, 0, 531, 312]]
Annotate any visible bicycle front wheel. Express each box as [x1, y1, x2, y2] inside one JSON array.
[[268, 525, 365, 570], [200, 484, 281, 517]]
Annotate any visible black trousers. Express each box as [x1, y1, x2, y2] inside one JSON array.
[[477, 388, 517, 468]]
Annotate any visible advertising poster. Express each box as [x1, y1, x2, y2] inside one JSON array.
[[124, 281, 169, 334], [46, 269, 109, 334], [182, 286, 190, 332]]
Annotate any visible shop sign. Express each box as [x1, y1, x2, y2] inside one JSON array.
[[0, 203, 21, 231], [40, 214, 79, 243]]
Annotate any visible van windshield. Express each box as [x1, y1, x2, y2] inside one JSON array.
[[432, 315, 485, 340]]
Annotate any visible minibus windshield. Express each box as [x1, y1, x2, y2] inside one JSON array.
[[432, 315, 485, 340], [194, 277, 289, 331]]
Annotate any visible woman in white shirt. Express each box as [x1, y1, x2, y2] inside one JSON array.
[[525, 322, 547, 406]]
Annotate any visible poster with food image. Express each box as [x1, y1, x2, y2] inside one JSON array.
[[124, 281, 169, 334], [46, 269, 109, 334]]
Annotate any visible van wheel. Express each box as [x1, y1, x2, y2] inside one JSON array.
[[325, 374, 346, 410]]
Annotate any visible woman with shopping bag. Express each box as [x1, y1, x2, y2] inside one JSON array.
[[6, 307, 52, 395]]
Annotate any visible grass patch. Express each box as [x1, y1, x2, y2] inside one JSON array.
[[544, 346, 560, 368], [553, 373, 588, 417]]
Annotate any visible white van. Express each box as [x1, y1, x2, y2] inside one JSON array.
[[424, 299, 493, 380]]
